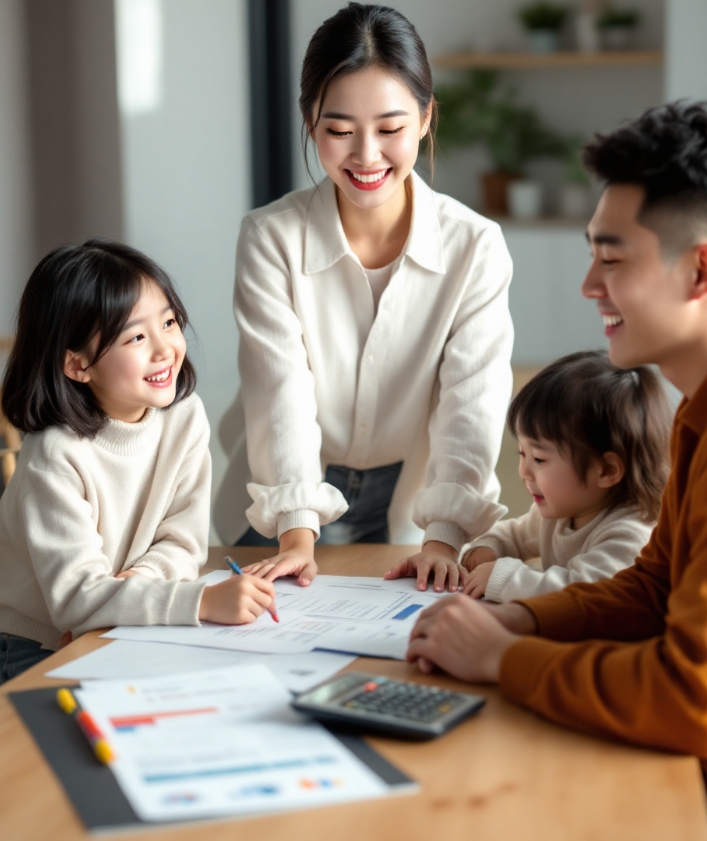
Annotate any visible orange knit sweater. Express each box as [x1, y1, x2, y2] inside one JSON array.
[[500, 375, 707, 766]]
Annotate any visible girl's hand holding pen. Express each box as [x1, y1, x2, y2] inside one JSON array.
[[225, 556, 279, 622], [198, 570, 276, 625]]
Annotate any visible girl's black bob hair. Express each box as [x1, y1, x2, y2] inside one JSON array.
[[508, 349, 672, 522], [2, 238, 196, 437], [299, 3, 438, 179]]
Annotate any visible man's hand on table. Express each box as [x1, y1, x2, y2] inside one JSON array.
[[406, 596, 538, 683]]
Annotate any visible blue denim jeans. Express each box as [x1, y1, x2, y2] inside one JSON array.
[[236, 461, 403, 546], [0, 632, 53, 685]]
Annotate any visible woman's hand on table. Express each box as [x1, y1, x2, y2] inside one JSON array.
[[384, 541, 467, 592], [406, 594, 527, 683], [240, 527, 318, 586]]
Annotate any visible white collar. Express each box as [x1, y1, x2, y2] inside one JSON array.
[[303, 170, 446, 276]]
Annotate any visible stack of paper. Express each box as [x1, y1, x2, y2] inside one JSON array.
[[47, 643, 356, 693], [104, 573, 445, 660]]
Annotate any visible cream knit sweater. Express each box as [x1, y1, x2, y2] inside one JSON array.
[[0, 393, 210, 649], [467, 503, 653, 603]]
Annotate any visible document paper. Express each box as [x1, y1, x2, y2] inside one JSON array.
[[104, 574, 445, 660], [46, 641, 356, 694], [74, 664, 394, 822]]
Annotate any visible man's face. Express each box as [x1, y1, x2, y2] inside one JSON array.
[[582, 184, 700, 376]]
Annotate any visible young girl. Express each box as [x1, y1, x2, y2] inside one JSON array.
[[213, 3, 514, 592], [462, 350, 673, 602], [0, 240, 275, 683]]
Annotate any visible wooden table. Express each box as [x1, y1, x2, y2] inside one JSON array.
[[2, 545, 705, 841]]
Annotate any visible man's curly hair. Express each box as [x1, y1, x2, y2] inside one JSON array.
[[583, 101, 707, 256]]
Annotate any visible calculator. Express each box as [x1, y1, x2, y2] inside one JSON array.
[[291, 671, 485, 740]]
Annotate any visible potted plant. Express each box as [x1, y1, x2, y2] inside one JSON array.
[[597, 6, 640, 50], [435, 70, 567, 216], [517, 2, 569, 53]]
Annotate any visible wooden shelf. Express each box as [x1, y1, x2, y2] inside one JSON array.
[[435, 49, 663, 70], [492, 215, 589, 229]]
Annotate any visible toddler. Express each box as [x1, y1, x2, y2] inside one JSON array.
[[462, 350, 672, 602]]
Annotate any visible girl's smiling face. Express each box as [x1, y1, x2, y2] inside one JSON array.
[[65, 280, 187, 423], [311, 66, 430, 213]]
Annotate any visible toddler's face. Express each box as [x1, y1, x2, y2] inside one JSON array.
[[517, 434, 609, 529], [80, 280, 187, 423]]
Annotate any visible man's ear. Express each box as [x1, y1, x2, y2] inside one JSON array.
[[596, 452, 625, 489], [63, 349, 92, 384], [689, 243, 707, 301]]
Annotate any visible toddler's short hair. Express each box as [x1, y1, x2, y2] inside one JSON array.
[[508, 350, 672, 522]]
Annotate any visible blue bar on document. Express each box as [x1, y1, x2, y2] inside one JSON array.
[[392, 604, 423, 620]]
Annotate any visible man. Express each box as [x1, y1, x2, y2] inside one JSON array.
[[407, 101, 707, 768]]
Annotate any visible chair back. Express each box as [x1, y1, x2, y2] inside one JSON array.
[[0, 336, 20, 488]]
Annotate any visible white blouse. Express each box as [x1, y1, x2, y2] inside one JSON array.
[[213, 171, 514, 550], [364, 262, 395, 314]]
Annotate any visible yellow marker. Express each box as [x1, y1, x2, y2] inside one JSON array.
[[56, 688, 78, 714], [56, 688, 116, 764]]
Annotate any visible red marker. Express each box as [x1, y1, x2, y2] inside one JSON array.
[[56, 688, 115, 763]]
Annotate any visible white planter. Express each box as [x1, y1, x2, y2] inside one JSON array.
[[575, 12, 600, 53], [508, 180, 544, 219], [559, 184, 592, 218], [600, 26, 635, 50], [527, 29, 560, 53]]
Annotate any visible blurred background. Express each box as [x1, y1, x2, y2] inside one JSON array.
[[0, 0, 704, 529]]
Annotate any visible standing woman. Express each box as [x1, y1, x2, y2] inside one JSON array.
[[213, 3, 514, 591]]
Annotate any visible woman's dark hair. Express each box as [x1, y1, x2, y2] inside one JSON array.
[[583, 101, 707, 256], [2, 238, 196, 437], [299, 3, 438, 179], [507, 350, 672, 522]]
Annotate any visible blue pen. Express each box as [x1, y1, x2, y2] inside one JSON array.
[[224, 556, 243, 575], [224, 555, 279, 623]]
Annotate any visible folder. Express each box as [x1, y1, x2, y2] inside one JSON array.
[[9, 686, 416, 833]]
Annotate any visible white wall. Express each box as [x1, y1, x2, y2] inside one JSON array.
[[0, 0, 33, 335], [115, 0, 251, 532], [665, 0, 707, 101], [503, 225, 601, 362]]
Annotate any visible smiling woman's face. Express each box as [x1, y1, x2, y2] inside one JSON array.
[[311, 66, 429, 214]]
